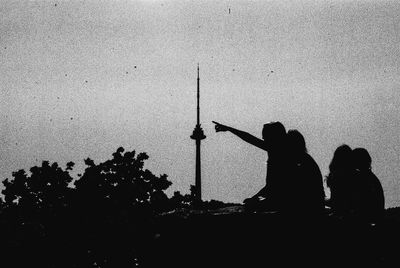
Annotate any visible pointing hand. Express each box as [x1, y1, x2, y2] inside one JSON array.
[[212, 121, 229, 132]]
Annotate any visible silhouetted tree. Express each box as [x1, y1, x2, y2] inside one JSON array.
[[2, 161, 74, 214], [74, 146, 171, 211], [0, 147, 172, 267], [72, 147, 172, 267], [169, 191, 188, 209], [167, 186, 205, 210], [1, 161, 75, 267]]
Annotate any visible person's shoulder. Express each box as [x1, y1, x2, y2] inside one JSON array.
[[303, 153, 318, 166], [368, 171, 383, 185], [303, 153, 323, 174]]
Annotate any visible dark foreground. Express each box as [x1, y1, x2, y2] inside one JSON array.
[[147, 206, 399, 267], [2, 205, 400, 267]]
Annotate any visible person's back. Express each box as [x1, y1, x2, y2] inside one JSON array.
[[298, 153, 325, 213], [212, 120, 289, 212], [264, 151, 290, 211], [240, 121, 289, 212], [286, 130, 325, 214], [353, 170, 385, 222], [326, 144, 354, 217], [351, 148, 385, 223]]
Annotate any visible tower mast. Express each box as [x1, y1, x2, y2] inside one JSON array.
[[190, 64, 206, 204], [197, 64, 200, 125]]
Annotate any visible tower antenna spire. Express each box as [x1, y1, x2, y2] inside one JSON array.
[[191, 64, 206, 205], [197, 63, 200, 125]]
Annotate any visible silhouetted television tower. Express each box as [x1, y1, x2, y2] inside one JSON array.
[[190, 64, 206, 203]]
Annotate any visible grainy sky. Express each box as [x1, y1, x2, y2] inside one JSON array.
[[1, 0, 400, 207]]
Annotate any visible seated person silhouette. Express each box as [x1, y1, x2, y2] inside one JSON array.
[[351, 148, 385, 224], [326, 144, 355, 218], [327, 146, 385, 224], [212, 120, 288, 212], [286, 129, 325, 214]]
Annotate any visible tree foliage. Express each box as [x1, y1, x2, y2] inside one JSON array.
[[2, 161, 74, 217], [0, 147, 172, 268], [74, 147, 171, 211], [0, 146, 238, 267]]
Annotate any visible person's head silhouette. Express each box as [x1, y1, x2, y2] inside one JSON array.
[[352, 147, 372, 171], [287, 129, 307, 155], [327, 144, 353, 194], [262, 121, 286, 151], [329, 144, 352, 173]]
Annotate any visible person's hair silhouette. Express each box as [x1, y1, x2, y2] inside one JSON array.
[[287, 129, 307, 154], [326, 144, 354, 217], [262, 122, 286, 152], [212, 121, 288, 211], [286, 129, 325, 214], [327, 146, 385, 224], [353, 147, 372, 171], [351, 148, 385, 223]]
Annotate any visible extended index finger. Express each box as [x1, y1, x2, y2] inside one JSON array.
[[212, 121, 220, 125]]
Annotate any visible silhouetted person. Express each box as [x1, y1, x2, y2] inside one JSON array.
[[326, 144, 354, 218], [286, 129, 325, 214], [213, 121, 288, 211], [326, 147, 385, 265], [351, 148, 385, 224]]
